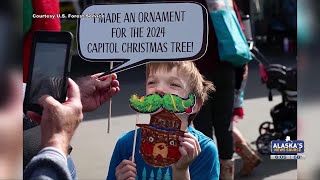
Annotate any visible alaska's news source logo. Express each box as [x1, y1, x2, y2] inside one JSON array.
[[271, 136, 304, 154]]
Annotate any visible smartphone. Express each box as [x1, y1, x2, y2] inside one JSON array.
[[23, 31, 73, 114]]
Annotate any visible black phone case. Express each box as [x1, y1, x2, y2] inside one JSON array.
[[23, 31, 73, 115]]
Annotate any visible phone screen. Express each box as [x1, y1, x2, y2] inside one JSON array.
[[29, 42, 68, 104]]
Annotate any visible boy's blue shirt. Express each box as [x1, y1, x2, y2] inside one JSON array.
[[107, 126, 219, 180]]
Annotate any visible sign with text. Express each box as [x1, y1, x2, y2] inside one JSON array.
[[271, 136, 304, 154], [77, 2, 208, 73]]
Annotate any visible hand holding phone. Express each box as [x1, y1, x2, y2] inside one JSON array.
[[24, 31, 73, 115]]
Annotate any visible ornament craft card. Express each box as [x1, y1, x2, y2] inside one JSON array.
[[129, 93, 196, 167]]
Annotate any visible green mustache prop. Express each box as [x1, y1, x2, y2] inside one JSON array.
[[129, 93, 196, 114]]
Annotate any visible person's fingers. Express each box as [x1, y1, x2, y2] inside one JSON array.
[[183, 133, 201, 154], [98, 73, 117, 81], [118, 164, 136, 175], [179, 146, 188, 157], [101, 87, 118, 103], [183, 132, 196, 139], [118, 169, 136, 180], [180, 137, 197, 154], [180, 141, 196, 159], [66, 80, 83, 125], [101, 89, 115, 102], [92, 72, 107, 79], [115, 87, 120, 93], [120, 163, 137, 175], [115, 160, 136, 172], [115, 163, 123, 177], [180, 133, 201, 159], [65, 78, 81, 104], [96, 76, 113, 90], [26, 111, 42, 124], [115, 160, 136, 179], [111, 73, 117, 80], [38, 95, 60, 109], [120, 161, 136, 172], [111, 80, 119, 87]]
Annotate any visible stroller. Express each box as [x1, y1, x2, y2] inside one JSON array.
[[241, 15, 297, 154], [251, 47, 297, 155]]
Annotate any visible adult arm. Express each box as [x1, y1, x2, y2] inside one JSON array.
[[24, 147, 72, 180], [24, 78, 83, 179]]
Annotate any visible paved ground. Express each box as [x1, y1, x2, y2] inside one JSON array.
[[70, 49, 298, 179]]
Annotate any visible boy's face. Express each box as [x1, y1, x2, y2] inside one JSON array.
[[146, 67, 190, 98]]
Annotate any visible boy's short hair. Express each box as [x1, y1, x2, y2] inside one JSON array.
[[146, 61, 215, 105]]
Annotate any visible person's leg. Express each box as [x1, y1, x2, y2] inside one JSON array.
[[233, 127, 262, 176], [233, 126, 246, 144], [212, 62, 235, 159], [211, 62, 235, 179]]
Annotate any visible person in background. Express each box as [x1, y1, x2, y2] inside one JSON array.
[[232, 64, 262, 177], [191, 0, 246, 179]]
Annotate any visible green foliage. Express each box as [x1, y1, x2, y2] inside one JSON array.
[[23, 0, 33, 35]]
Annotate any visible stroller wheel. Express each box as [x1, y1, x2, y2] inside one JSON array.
[[256, 134, 273, 154], [259, 121, 275, 135]]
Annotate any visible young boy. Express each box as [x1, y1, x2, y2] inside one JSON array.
[[107, 62, 219, 180]]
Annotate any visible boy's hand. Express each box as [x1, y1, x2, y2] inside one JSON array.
[[115, 159, 136, 180], [173, 132, 201, 170]]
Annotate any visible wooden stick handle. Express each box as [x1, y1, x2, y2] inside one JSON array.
[[107, 62, 114, 133], [131, 113, 139, 162]]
